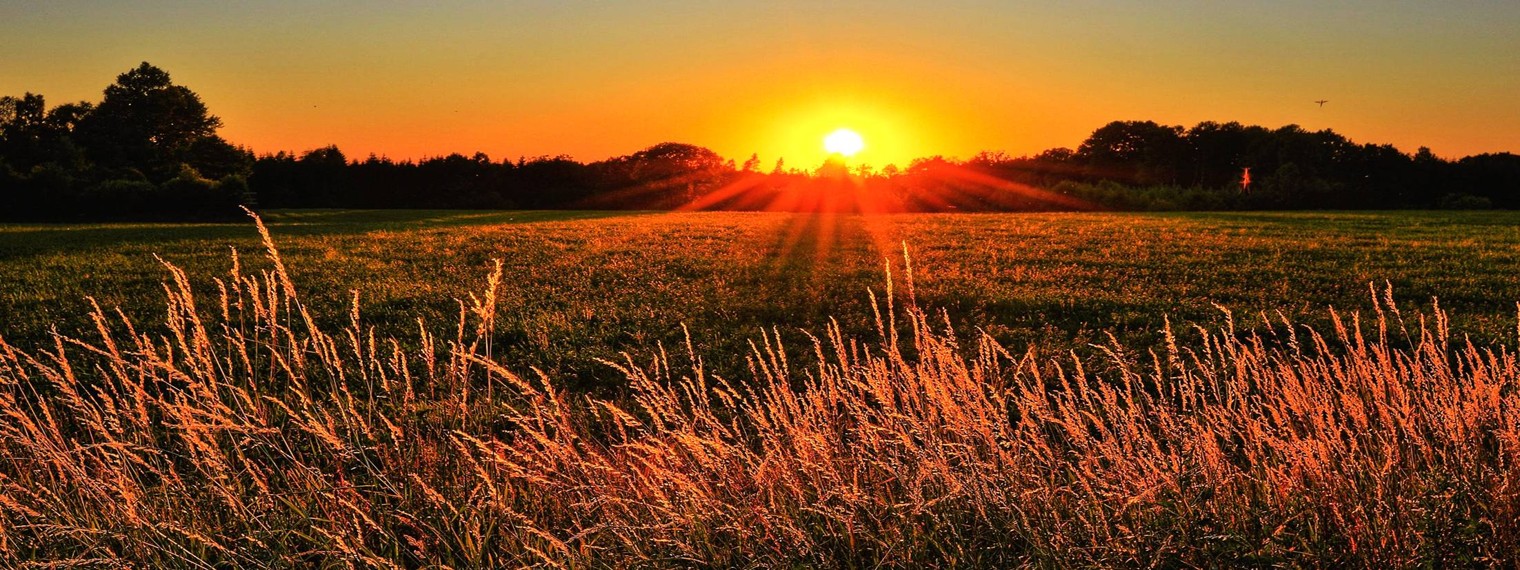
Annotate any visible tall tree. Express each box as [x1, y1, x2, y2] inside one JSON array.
[[75, 62, 225, 180], [593, 143, 733, 208], [1076, 121, 1187, 185], [0, 93, 91, 173]]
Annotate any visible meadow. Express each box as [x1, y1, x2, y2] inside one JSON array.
[[4, 209, 1520, 566], [4, 209, 1520, 388]]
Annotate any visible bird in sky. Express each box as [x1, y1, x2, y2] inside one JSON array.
[[1315, 100, 1329, 107]]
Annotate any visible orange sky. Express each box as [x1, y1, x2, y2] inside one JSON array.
[[4, 1, 1518, 168]]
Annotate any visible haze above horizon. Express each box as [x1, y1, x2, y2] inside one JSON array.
[[4, 0, 1517, 166]]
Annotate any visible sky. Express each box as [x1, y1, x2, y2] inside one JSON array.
[[3, 1, 1518, 168]]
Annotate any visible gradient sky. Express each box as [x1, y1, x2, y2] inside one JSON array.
[[3, 1, 1518, 167]]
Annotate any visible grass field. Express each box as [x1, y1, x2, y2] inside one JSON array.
[[3, 209, 1519, 387], [5, 209, 1520, 567]]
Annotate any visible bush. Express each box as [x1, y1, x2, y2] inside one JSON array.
[[1054, 180, 1242, 211], [1438, 193, 1493, 210], [86, 178, 160, 217], [214, 174, 254, 208], [158, 164, 242, 219]]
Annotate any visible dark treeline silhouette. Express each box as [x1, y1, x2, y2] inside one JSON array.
[[4, 63, 1520, 220], [1, 63, 253, 220]]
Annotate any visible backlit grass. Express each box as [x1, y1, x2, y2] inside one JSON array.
[[1, 211, 1517, 566]]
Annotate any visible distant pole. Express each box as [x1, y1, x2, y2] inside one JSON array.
[[1240, 167, 1252, 193]]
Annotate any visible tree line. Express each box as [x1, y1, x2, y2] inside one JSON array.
[[3, 63, 1519, 220]]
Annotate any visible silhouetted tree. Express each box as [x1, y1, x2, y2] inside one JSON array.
[[1455, 153, 1520, 208], [1077, 121, 1187, 185], [1185, 121, 1262, 188], [74, 62, 229, 181], [0, 93, 91, 173], [589, 143, 732, 208], [298, 146, 351, 206], [509, 156, 593, 208]]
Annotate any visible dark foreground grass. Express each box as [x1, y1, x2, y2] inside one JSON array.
[[3, 209, 1520, 388]]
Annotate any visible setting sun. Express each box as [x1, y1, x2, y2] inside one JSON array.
[[823, 128, 865, 158]]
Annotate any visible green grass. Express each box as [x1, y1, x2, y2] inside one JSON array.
[[3, 209, 1519, 388]]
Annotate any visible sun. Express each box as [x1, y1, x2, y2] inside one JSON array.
[[823, 128, 865, 157]]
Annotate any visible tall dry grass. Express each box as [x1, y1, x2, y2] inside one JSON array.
[[1, 212, 1518, 567]]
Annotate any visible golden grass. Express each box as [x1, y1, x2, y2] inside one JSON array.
[[1, 212, 1518, 567]]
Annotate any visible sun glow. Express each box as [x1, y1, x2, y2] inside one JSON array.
[[734, 94, 939, 169], [823, 128, 865, 157]]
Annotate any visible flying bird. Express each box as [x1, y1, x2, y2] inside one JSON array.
[[1315, 100, 1329, 107]]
